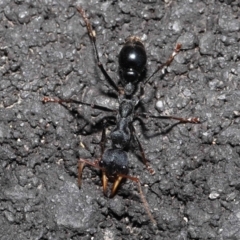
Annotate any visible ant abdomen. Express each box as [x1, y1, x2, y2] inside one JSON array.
[[119, 36, 147, 95]]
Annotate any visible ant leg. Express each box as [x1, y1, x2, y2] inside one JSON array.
[[131, 125, 155, 174], [78, 125, 107, 191], [76, 7, 119, 93], [79, 122, 110, 195], [144, 43, 182, 86], [44, 96, 115, 195], [99, 121, 108, 156], [134, 114, 200, 139], [139, 43, 182, 99], [78, 160, 86, 187], [78, 158, 101, 187], [42, 96, 115, 113], [77, 157, 109, 196], [99, 123, 109, 196], [137, 112, 200, 124], [112, 174, 156, 225]]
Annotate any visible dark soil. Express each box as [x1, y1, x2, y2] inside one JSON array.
[[0, 0, 240, 239]]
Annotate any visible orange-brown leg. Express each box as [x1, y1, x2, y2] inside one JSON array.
[[111, 173, 156, 225], [78, 158, 110, 197], [77, 158, 101, 187], [78, 161, 85, 187], [102, 171, 108, 196]]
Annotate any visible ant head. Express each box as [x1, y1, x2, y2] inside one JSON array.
[[119, 36, 147, 95], [100, 149, 129, 176]]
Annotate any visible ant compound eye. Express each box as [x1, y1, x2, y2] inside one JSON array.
[[121, 165, 128, 175], [99, 160, 104, 167]]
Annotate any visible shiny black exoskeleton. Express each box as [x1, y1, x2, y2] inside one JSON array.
[[99, 97, 138, 194], [43, 6, 200, 224], [118, 36, 147, 96], [97, 37, 148, 187]]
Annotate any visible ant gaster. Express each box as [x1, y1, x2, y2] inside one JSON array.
[[43, 6, 200, 224], [118, 36, 147, 96]]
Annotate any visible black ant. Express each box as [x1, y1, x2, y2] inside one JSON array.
[[43, 6, 200, 224]]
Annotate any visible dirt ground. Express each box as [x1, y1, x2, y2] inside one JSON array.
[[0, 0, 240, 239]]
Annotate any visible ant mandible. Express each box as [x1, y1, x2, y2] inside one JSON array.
[[43, 6, 200, 224]]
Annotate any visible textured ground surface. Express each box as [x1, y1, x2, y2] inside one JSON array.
[[0, 0, 240, 239]]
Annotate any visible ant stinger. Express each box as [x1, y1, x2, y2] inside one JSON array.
[[43, 6, 200, 225]]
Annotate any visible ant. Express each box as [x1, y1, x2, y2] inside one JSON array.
[[43, 6, 200, 224]]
